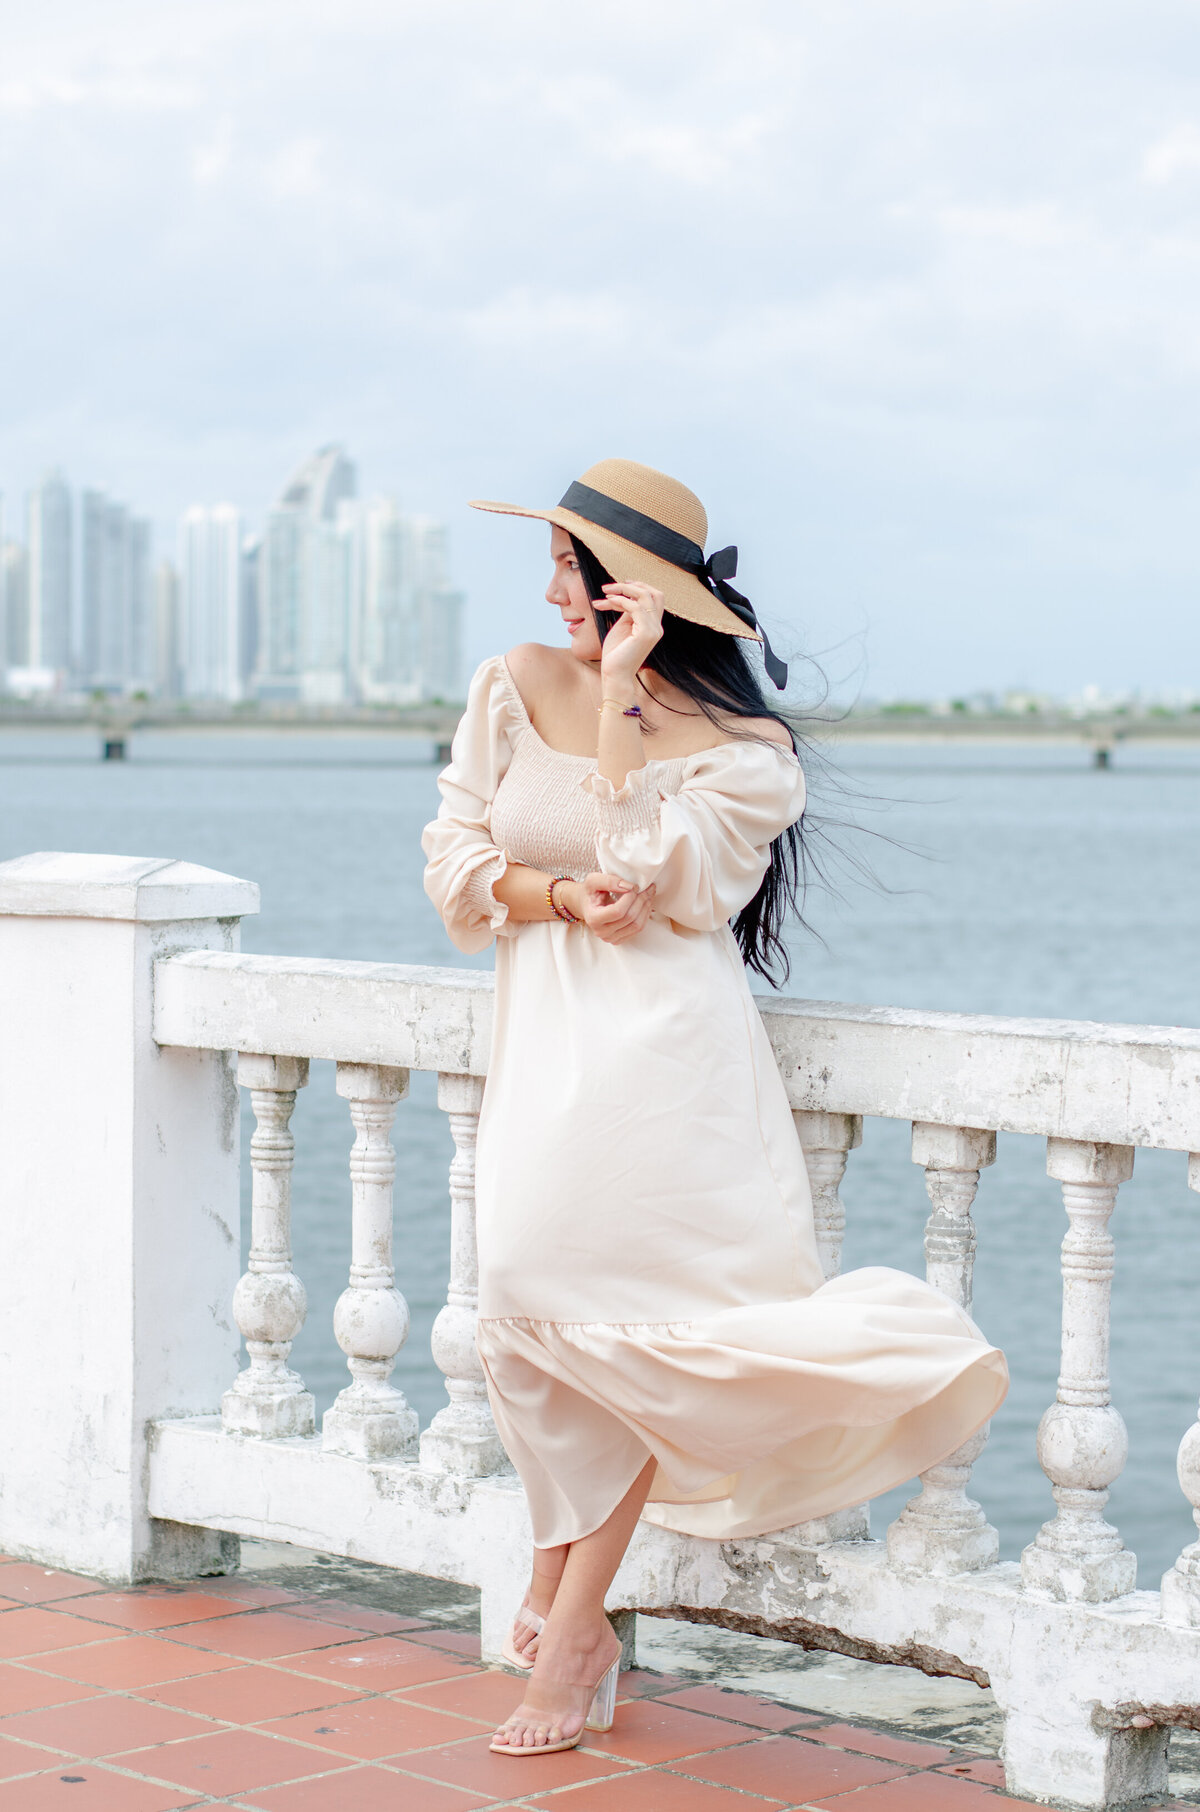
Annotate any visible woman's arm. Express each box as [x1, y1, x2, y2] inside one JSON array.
[[493, 862, 657, 946], [595, 580, 664, 788]]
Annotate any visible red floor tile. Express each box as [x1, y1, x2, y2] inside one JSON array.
[[244, 1765, 486, 1810], [284, 1636, 478, 1692], [162, 1608, 355, 1658], [180, 1578, 300, 1605], [805, 1720, 955, 1766], [259, 1696, 481, 1758], [806, 1770, 1031, 1809], [615, 1669, 686, 1697], [411, 1729, 638, 1796], [588, 1700, 755, 1765], [2, 1692, 215, 1757], [933, 1754, 1007, 1786], [0, 1763, 202, 1808], [399, 1667, 536, 1722], [287, 1600, 430, 1636], [30, 1633, 237, 1689], [0, 1568, 101, 1607], [67, 1589, 249, 1632], [527, 1769, 789, 1809], [658, 1684, 817, 1731], [0, 1733, 48, 1779], [134, 1660, 368, 1722], [0, 1602, 19, 1614], [0, 1609, 115, 1660], [109, 1724, 342, 1794], [669, 1731, 909, 1799], [413, 1630, 482, 1659], [0, 1664, 105, 1715]]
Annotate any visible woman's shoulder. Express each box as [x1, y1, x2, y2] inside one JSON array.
[[726, 714, 794, 751], [682, 723, 804, 806], [501, 642, 577, 716]]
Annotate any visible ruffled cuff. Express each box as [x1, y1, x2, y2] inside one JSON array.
[[583, 766, 663, 838], [457, 847, 515, 939]]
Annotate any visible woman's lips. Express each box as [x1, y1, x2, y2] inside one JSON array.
[[565, 618, 584, 634]]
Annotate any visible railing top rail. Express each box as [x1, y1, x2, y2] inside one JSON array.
[[154, 949, 1200, 1152]]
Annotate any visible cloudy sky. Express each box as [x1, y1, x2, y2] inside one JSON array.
[[3, 0, 1200, 698]]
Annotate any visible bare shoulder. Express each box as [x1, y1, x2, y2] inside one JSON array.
[[504, 642, 574, 713], [752, 715, 795, 750], [722, 713, 795, 752]]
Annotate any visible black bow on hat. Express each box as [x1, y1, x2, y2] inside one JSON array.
[[559, 480, 789, 691]]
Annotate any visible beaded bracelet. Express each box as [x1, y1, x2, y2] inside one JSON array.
[[599, 699, 643, 718], [547, 876, 580, 924]]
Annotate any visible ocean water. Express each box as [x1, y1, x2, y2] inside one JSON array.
[[3, 726, 1199, 1585]]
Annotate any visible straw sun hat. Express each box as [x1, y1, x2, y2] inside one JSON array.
[[470, 458, 787, 689]]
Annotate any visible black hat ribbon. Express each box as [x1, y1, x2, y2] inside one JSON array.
[[559, 480, 789, 690]]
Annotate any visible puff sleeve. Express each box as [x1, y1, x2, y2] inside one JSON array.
[[421, 656, 527, 953], [583, 741, 805, 933]]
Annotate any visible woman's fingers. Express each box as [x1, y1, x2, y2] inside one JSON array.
[[591, 888, 653, 924]]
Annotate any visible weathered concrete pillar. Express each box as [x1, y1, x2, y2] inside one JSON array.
[[0, 852, 259, 1582]]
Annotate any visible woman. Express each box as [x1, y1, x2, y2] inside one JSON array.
[[422, 458, 1008, 1758]]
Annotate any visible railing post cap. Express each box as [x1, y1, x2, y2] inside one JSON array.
[[0, 852, 260, 923]]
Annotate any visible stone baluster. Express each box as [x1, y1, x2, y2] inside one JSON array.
[[420, 1074, 508, 1476], [1021, 1138, 1136, 1601], [322, 1063, 418, 1460], [223, 1054, 315, 1438], [1159, 1152, 1200, 1624], [792, 1110, 867, 1543], [887, 1123, 998, 1573], [793, 1111, 862, 1281]]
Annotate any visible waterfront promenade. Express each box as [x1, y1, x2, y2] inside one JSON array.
[[5, 850, 1200, 1808], [3, 699, 1200, 768], [0, 1547, 1046, 1810]]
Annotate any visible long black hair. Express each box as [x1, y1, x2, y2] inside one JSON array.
[[570, 533, 805, 986]]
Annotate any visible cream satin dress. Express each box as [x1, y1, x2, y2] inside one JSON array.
[[422, 655, 1008, 1548]]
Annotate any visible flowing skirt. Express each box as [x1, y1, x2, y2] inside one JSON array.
[[475, 916, 1008, 1547]]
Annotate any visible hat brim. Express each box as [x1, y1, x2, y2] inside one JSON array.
[[469, 498, 760, 643]]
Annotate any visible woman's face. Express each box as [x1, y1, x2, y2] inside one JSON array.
[[547, 525, 603, 662]]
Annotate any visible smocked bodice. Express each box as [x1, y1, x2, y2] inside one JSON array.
[[422, 653, 807, 954], [491, 724, 687, 880]]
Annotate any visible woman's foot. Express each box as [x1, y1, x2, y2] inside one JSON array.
[[509, 1554, 564, 1665], [492, 1613, 620, 1752]]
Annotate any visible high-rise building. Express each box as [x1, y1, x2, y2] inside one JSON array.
[[80, 490, 153, 692], [2, 540, 30, 670], [344, 499, 464, 703], [179, 504, 243, 700], [405, 517, 464, 702], [240, 535, 261, 690], [256, 444, 357, 701], [350, 497, 412, 704], [26, 470, 72, 679], [153, 559, 181, 699]]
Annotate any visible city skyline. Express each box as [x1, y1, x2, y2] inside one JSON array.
[[0, 445, 465, 704]]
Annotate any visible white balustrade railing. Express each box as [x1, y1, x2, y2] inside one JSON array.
[[886, 1123, 998, 1576], [5, 853, 1200, 1811]]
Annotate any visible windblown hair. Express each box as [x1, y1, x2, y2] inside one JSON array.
[[570, 533, 805, 986]]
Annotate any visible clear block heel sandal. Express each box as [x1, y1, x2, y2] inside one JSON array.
[[490, 1653, 621, 1755], [583, 1653, 619, 1733], [500, 1603, 544, 1671]]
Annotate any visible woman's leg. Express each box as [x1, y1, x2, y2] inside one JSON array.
[[494, 1457, 656, 1750], [511, 1542, 568, 1660]]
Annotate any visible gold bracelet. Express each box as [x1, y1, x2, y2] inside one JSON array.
[[598, 698, 642, 717]]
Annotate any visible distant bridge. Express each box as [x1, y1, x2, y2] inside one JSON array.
[[2, 700, 1199, 767]]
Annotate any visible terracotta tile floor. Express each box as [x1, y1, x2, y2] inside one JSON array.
[[0, 1549, 1182, 1810]]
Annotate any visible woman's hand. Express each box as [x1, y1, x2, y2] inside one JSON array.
[[561, 874, 656, 945], [598, 581, 664, 694]]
